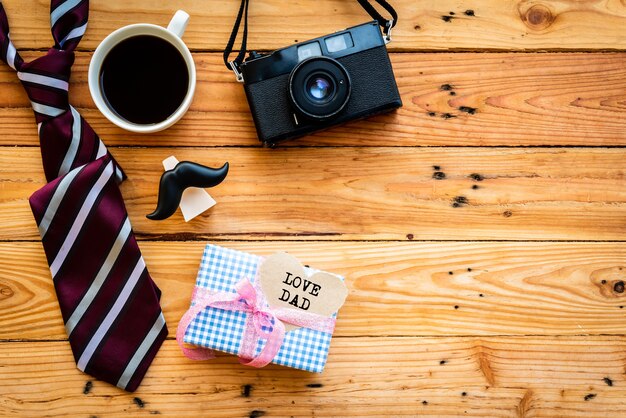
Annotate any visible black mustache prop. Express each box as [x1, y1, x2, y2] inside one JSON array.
[[146, 161, 229, 221]]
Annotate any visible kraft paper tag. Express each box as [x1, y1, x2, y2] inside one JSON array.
[[258, 252, 348, 332]]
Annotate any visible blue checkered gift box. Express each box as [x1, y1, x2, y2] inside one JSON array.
[[183, 244, 343, 372]]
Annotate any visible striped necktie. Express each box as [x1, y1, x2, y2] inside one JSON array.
[[0, 0, 167, 392]]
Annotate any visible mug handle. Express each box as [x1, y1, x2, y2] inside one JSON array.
[[167, 10, 190, 38]]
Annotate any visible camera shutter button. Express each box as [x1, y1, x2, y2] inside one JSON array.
[[247, 51, 263, 60]]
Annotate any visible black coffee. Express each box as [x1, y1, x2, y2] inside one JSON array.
[[100, 35, 189, 125]]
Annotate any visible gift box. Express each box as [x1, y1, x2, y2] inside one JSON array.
[[180, 244, 345, 372]]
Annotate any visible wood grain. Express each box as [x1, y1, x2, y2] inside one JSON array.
[[2, 52, 626, 147], [1, 0, 626, 51], [1, 1, 624, 416], [1, 147, 626, 241], [2, 241, 626, 340], [1, 337, 625, 417]]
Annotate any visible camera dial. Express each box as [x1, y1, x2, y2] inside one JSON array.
[[246, 50, 265, 61], [288, 56, 351, 121]]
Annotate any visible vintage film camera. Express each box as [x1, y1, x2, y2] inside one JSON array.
[[226, 0, 402, 147]]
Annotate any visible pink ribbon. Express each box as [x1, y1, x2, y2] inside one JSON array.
[[176, 278, 336, 367]]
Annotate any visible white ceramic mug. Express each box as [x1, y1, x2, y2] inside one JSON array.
[[88, 10, 196, 133]]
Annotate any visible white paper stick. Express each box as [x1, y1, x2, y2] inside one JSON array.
[[163, 156, 217, 222]]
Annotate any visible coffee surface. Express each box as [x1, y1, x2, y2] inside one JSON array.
[[100, 35, 189, 125]]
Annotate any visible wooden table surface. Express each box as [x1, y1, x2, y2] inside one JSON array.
[[1, 1, 626, 416]]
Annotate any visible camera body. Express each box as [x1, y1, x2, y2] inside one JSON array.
[[239, 21, 402, 146]]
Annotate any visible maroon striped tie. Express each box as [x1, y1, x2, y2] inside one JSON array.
[[0, 0, 167, 391]]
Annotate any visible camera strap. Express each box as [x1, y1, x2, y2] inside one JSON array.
[[224, 0, 398, 82], [224, 0, 250, 81], [356, 0, 398, 41]]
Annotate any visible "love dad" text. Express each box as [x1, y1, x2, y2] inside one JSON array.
[[279, 272, 321, 310]]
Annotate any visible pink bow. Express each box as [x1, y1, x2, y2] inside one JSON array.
[[176, 278, 336, 367]]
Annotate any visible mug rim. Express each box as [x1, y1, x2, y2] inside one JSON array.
[[88, 22, 196, 133]]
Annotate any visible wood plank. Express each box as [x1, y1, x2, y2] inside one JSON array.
[[2, 0, 626, 51], [1, 337, 625, 416], [2, 52, 626, 147], [1, 147, 626, 241], [2, 241, 626, 340]]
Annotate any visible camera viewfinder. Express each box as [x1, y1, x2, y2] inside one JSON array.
[[324, 33, 354, 53], [297, 42, 322, 62]]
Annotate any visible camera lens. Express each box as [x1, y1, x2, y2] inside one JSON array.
[[289, 56, 351, 121], [306, 76, 334, 101]]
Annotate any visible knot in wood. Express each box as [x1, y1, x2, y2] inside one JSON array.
[[0, 284, 14, 298], [590, 267, 626, 298], [521, 4, 554, 31]]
